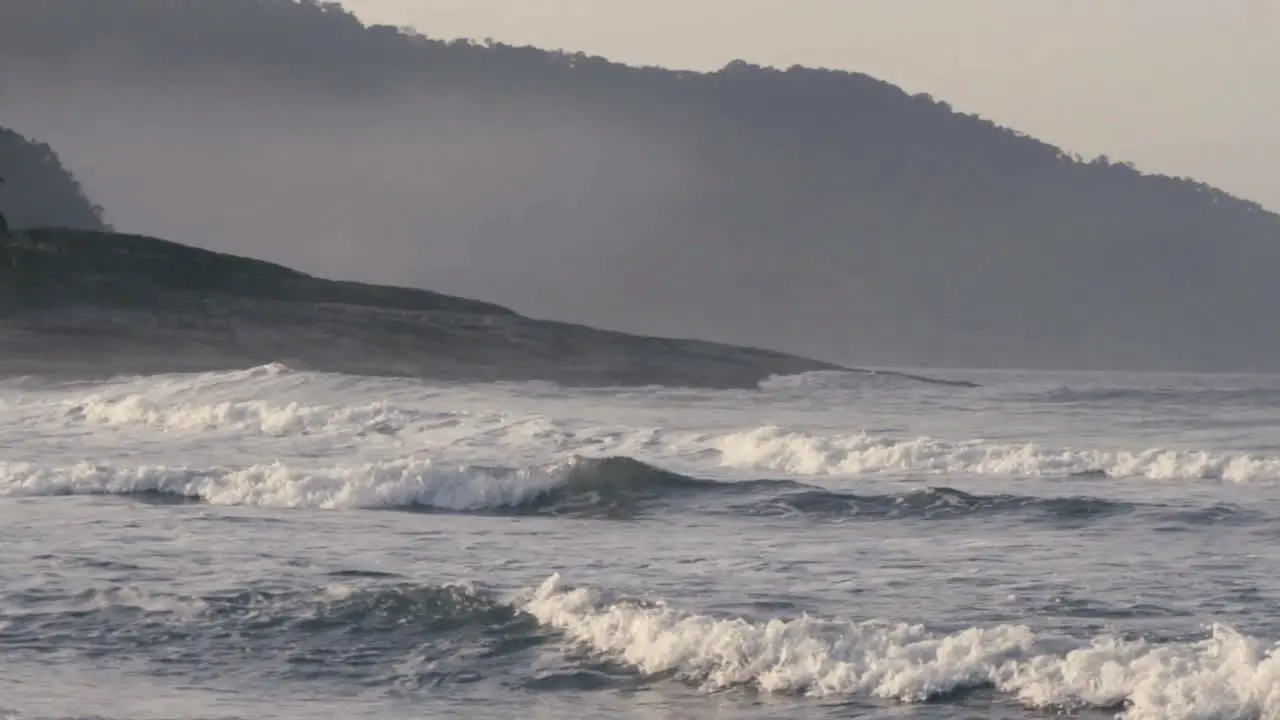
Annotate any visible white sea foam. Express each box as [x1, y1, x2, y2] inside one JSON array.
[[5, 364, 1280, 718], [758, 369, 970, 391], [12, 366, 1280, 487], [711, 427, 1280, 483], [46, 390, 1280, 484], [524, 574, 1280, 720], [0, 457, 575, 511], [68, 393, 432, 436]]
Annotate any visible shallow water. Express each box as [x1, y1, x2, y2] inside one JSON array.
[[2, 364, 1279, 719]]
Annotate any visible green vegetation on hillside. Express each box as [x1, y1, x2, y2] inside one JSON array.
[[3, 0, 1279, 370], [0, 127, 108, 232]]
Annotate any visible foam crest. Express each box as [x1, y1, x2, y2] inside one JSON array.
[[0, 458, 569, 511], [524, 575, 1280, 719], [1009, 626, 1280, 719], [524, 574, 1041, 700], [0, 454, 719, 516], [712, 427, 1280, 483], [68, 393, 425, 436], [760, 369, 979, 390]]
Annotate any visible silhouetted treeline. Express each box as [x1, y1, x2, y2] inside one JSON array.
[[0, 127, 107, 231], [2, 0, 1279, 371]]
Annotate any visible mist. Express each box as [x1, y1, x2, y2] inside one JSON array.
[[4, 0, 1280, 373], [2, 73, 701, 325]]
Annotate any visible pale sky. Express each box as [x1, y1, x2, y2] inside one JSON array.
[[340, 0, 1280, 210]]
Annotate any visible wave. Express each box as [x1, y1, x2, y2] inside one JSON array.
[[64, 392, 436, 437], [0, 457, 571, 512], [207, 582, 527, 637], [738, 485, 1136, 522], [712, 427, 1280, 483], [3, 579, 523, 638], [10, 573, 1277, 718], [759, 369, 980, 390], [0, 455, 731, 518], [523, 574, 1280, 720], [3, 455, 1239, 527], [0, 579, 540, 689], [1031, 383, 1280, 407], [45, 383, 1280, 485]]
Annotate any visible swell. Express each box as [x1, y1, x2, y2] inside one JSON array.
[[735, 485, 1137, 523], [0, 455, 1253, 527], [0, 580, 542, 689], [1029, 383, 1280, 407], [2, 581, 524, 637], [8, 573, 1278, 719]]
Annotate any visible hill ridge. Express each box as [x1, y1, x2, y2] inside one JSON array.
[[0, 226, 981, 389]]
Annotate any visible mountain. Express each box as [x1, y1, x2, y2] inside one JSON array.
[[3, 0, 1279, 371], [0, 129, 975, 388], [0, 225, 913, 388], [0, 127, 108, 232]]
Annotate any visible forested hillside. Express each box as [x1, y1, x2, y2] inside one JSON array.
[[2, 0, 1277, 370], [0, 127, 107, 231]]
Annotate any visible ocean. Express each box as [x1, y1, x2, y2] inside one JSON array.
[[1, 363, 1277, 719]]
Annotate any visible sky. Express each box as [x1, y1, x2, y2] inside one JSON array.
[[341, 0, 1280, 211]]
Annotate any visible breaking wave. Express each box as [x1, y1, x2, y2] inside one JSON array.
[[39, 390, 1280, 485], [524, 575, 1280, 720], [759, 369, 980, 390], [0, 455, 735, 517], [11, 365, 1274, 487], [8, 573, 1279, 718], [0, 455, 1246, 526], [712, 427, 1280, 483], [0, 455, 613, 514], [66, 392, 432, 436]]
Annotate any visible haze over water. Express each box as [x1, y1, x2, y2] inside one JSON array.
[[4, 4, 1280, 719]]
